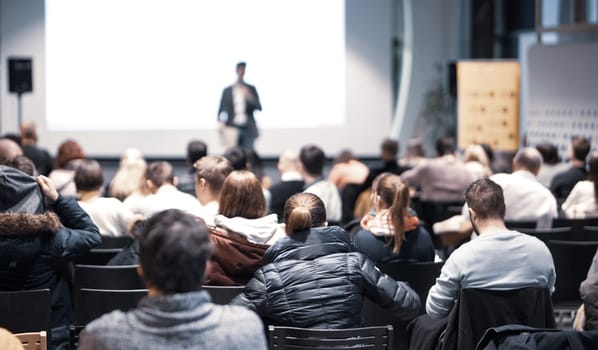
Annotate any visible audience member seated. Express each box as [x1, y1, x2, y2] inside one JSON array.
[[177, 139, 207, 196], [222, 145, 248, 170], [536, 142, 568, 188], [562, 152, 598, 219], [20, 121, 53, 176], [232, 193, 421, 327], [267, 150, 304, 222], [0, 165, 101, 348], [353, 173, 435, 263], [328, 149, 369, 189], [1, 155, 36, 176], [550, 136, 591, 203], [48, 139, 85, 198], [402, 136, 475, 202], [193, 155, 233, 224], [426, 179, 555, 319], [75, 159, 141, 236], [463, 144, 492, 180], [399, 137, 426, 168], [361, 138, 410, 193], [108, 148, 148, 201], [0, 138, 23, 162], [79, 209, 267, 350], [125, 161, 203, 217], [205, 170, 284, 286], [299, 144, 342, 223], [580, 248, 598, 331]]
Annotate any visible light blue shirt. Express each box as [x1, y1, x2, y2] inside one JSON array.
[[426, 229, 556, 319]]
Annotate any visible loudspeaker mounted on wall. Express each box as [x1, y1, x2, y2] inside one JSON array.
[[8, 57, 33, 94]]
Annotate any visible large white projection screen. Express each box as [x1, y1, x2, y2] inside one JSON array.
[[41, 0, 392, 157]]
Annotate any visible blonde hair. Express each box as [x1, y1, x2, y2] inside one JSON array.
[[109, 148, 148, 201]]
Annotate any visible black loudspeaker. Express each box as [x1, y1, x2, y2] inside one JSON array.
[[8, 58, 33, 93], [446, 61, 457, 98]]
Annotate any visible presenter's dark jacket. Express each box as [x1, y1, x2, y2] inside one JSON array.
[[218, 83, 262, 138], [232, 225, 421, 328]]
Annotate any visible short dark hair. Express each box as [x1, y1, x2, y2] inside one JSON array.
[[536, 142, 560, 165], [1, 155, 35, 176], [223, 146, 248, 170], [145, 161, 174, 187], [571, 136, 591, 162], [139, 209, 213, 293], [381, 139, 399, 158], [465, 179, 506, 220], [299, 144, 325, 176], [436, 137, 456, 156], [186, 140, 208, 165], [236, 62, 247, 70], [74, 159, 104, 192]]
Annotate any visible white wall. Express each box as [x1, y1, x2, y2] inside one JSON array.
[[0, 0, 393, 158]]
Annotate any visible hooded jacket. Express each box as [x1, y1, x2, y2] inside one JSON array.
[[0, 166, 101, 332], [232, 226, 421, 328]]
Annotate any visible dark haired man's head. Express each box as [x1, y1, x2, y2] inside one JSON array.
[[138, 209, 213, 294], [513, 147, 543, 175], [570, 136, 591, 162], [186, 140, 208, 167], [381, 139, 399, 161], [536, 143, 560, 165], [436, 137, 456, 157], [145, 161, 175, 191], [1, 155, 35, 176], [299, 144, 325, 177], [465, 179, 506, 222], [236, 62, 246, 81], [223, 146, 248, 170], [74, 159, 105, 192]]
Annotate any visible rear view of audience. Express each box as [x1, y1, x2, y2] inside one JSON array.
[[205, 170, 284, 285], [108, 148, 148, 201], [79, 209, 267, 350], [536, 142, 568, 188], [327, 149, 369, 190], [75, 159, 140, 236], [463, 144, 492, 180], [562, 152, 598, 219], [0, 164, 101, 348], [177, 139, 207, 196], [353, 173, 435, 263], [20, 121, 53, 176], [233, 192, 421, 328], [268, 150, 304, 221], [550, 136, 591, 203], [193, 155, 233, 223]]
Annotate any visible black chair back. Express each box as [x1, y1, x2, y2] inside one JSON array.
[[203, 285, 245, 305], [0, 289, 51, 334], [268, 325, 393, 350], [74, 264, 144, 290], [546, 240, 598, 304], [69, 325, 84, 350], [96, 236, 133, 249], [518, 227, 574, 243], [74, 288, 147, 325], [73, 249, 122, 265], [505, 220, 539, 230]]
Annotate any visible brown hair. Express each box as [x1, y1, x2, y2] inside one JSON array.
[[219, 170, 265, 219], [1, 155, 35, 176], [372, 173, 410, 253], [194, 156, 233, 195], [56, 139, 85, 169], [74, 159, 104, 192], [588, 153, 598, 204], [465, 179, 506, 220], [145, 161, 174, 188], [572, 136, 591, 161], [284, 193, 326, 234]]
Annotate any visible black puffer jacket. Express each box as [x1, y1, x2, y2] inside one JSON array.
[[0, 167, 101, 337], [232, 226, 421, 328]]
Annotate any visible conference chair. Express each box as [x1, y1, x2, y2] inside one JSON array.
[[74, 288, 147, 326], [15, 331, 47, 350], [73, 248, 122, 265], [73, 264, 144, 290], [268, 325, 393, 350], [96, 235, 133, 249], [518, 227, 573, 243], [0, 289, 51, 335], [68, 325, 84, 350], [203, 285, 245, 305]]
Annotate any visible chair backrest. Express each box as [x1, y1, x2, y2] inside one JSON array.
[[546, 240, 598, 303], [376, 261, 444, 312], [442, 287, 554, 350], [74, 264, 144, 290], [505, 220, 539, 230], [518, 227, 574, 243], [268, 325, 393, 350], [15, 331, 47, 350], [69, 325, 84, 350], [73, 248, 122, 265], [203, 286, 245, 305], [0, 289, 51, 335], [96, 235, 133, 249], [74, 288, 147, 325], [419, 201, 465, 226]]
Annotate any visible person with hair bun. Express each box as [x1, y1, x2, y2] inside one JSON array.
[[233, 192, 421, 328], [353, 173, 435, 263]]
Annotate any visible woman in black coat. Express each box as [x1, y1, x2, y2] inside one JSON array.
[[232, 192, 420, 328]]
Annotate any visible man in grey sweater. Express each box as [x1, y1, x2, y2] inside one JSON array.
[[79, 209, 267, 350]]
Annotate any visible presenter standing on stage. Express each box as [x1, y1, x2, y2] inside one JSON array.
[[218, 62, 262, 150]]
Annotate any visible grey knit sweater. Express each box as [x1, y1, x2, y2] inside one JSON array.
[[78, 290, 267, 350]]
